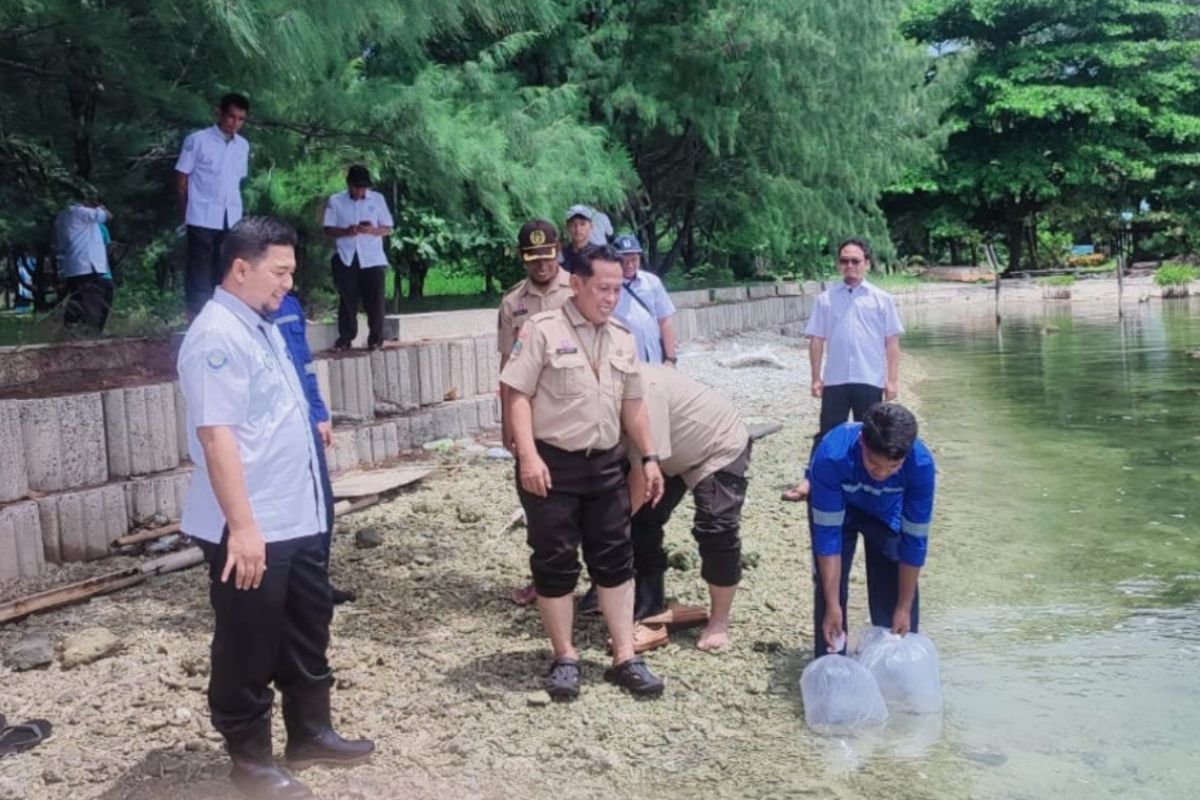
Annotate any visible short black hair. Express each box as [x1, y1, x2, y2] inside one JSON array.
[[219, 93, 250, 113], [574, 244, 622, 279], [221, 216, 297, 275], [861, 402, 918, 461], [837, 237, 872, 263]]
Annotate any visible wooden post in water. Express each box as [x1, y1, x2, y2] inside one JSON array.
[[985, 243, 1002, 324]]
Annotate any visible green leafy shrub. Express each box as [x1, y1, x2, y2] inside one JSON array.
[[1155, 263, 1197, 286]]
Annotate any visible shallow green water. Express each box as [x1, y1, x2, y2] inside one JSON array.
[[899, 297, 1200, 799]]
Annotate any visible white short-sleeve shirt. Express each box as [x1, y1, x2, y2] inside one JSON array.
[[54, 205, 110, 278], [804, 279, 903, 388], [174, 126, 250, 230], [177, 288, 327, 544], [323, 190, 394, 268]]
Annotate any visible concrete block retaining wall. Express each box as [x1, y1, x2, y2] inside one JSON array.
[[0, 288, 808, 577]]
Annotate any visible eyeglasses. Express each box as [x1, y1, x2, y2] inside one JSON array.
[[838, 258, 865, 267]]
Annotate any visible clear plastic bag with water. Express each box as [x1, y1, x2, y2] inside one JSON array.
[[800, 654, 890, 734], [855, 627, 943, 714]]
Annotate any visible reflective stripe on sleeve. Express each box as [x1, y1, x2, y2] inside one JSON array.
[[901, 517, 930, 538], [812, 508, 846, 527]]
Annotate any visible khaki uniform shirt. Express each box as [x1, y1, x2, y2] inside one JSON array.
[[497, 269, 573, 356], [500, 301, 642, 452], [628, 363, 749, 488]]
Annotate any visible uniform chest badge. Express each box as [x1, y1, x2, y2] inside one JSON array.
[[514, 307, 528, 317], [556, 341, 578, 355]]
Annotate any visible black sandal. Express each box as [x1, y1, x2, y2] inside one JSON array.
[[0, 719, 52, 758], [603, 657, 664, 696], [544, 658, 581, 700]]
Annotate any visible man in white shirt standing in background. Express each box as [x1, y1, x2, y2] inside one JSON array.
[[174, 93, 251, 317], [322, 164, 394, 350], [55, 194, 114, 332], [783, 237, 904, 502]]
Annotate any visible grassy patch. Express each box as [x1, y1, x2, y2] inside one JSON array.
[[1155, 263, 1197, 286]]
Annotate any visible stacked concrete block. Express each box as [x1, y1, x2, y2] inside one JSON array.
[[0, 399, 28, 503], [313, 359, 332, 417], [475, 395, 499, 429], [328, 428, 360, 475], [802, 281, 823, 295], [414, 342, 446, 406], [777, 282, 802, 296], [124, 468, 192, 526], [408, 411, 435, 447], [748, 284, 778, 299], [0, 501, 43, 580], [18, 393, 107, 493], [37, 484, 127, 564], [445, 339, 478, 400], [369, 347, 419, 411], [103, 382, 181, 478], [473, 334, 500, 395], [431, 403, 466, 440], [327, 354, 375, 421], [173, 383, 190, 463], [711, 286, 748, 303], [673, 308, 698, 343], [668, 289, 712, 309]]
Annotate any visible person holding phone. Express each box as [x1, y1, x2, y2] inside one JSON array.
[[322, 165, 394, 350]]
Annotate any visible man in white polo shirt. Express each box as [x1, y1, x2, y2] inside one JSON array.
[[322, 164, 394, 350], [178, 216, 373, 800], [54, 196, 114, 331], [784, 237, 903, 502], [175, 93, 251, 316]]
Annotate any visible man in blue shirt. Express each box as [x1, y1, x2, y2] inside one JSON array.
[[611, 234, 678, 365], [807, 402, 935, 658], [273, 293, 354, 605]]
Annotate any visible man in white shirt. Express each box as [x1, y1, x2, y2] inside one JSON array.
[[178, 216, 373, 800], [55, 198, 114, 331], [175, 93, 251, 316], [589, 207, 614, 246], [322, 165, 394, 349], [783, 237, 903, 502]]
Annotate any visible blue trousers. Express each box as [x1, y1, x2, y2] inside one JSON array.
[[811, 505, 920, 659], [312, 426, 335, 564]]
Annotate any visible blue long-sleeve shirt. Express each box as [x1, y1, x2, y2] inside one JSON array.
[[808, 422, 936, 567], [272, 293, 330, 425]]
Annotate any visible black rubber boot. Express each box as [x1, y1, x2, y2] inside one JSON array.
[[633, 571, 667, 622], [283, 686, 375, 770], [577, 583, 600, 615], [225, 722, 314, 800]]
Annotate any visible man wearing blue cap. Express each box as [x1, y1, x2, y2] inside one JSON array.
[[612, 234, 677, 365]]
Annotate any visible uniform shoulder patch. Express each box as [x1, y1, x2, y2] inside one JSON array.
[[205, 349, 229, 371]]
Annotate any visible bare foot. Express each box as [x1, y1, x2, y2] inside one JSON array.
[[696, 619, 731, 652], [510, 583, 537, 606], [780, 479, 810, 502]]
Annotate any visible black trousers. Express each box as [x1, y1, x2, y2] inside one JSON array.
[[185, 226, 227, 315], [517, 441, 634, 597], [331, 255, 386, 348], [196, 532, 333, 736], [631, 442, 751, 587], [812, 382, 883, 456], [810, 505, 920, 659], [63, 274, 114, 331]]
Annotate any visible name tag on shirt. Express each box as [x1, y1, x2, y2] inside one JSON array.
[[514, 308, 528, 317], [555, 344, 578, 355]]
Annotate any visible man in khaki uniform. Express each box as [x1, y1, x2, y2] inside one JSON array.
[[626, 363, 752, 652], [500, 244, 667, 699], [499, 219, 574, 607]]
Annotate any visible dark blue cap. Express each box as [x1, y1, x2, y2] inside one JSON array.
[[613, 234, 642, 254]]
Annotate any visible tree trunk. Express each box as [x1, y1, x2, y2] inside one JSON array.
[[66, 61, 98, 180], [1004, 221, 1023, 275], [948, 239, 961, 265], [408, 263, 427, 299]]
